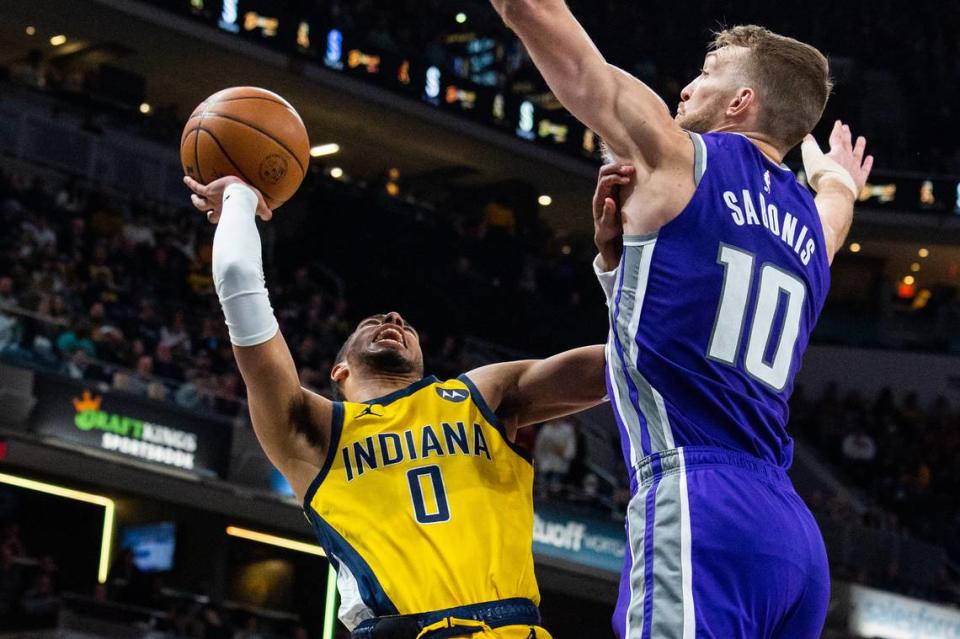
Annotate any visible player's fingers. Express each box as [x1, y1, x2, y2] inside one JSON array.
[[183, 175, 207, 195], [190, 194, 210, 212], [828, 120, 843, 149], [603, 198, 616, 218], [206, 211, 219, 224], [841, 125, 853, 152], [861, 155, 874, 179], [598, 163, 619, 177], [853, 136, 867, 162], [599, 174, 626, 191]]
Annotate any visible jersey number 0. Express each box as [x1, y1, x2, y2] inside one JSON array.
[[406, 466, 451, 524]]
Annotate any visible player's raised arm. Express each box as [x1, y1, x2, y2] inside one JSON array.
[[464, 345, 607, 437], [185, 175, 333, 501], [489, 0, 688, 167], [801, 121, 874, 262]]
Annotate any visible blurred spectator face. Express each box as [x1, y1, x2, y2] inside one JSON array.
[[156, 343, 173, 363], [70, 348, 88, 368], [0, 276, 13, 297], [136, 355, 153, 376], [89, 302, 105, 320]]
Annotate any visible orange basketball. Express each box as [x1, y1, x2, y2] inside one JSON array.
[[180, 87, 310, 210]]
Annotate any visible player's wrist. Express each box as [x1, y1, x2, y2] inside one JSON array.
[[223, 182, 259, 211], [815, 174, 858, 202]]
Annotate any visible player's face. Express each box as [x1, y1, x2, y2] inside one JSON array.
[[675, 48, 744, 133], [348, 312, 424, 377]]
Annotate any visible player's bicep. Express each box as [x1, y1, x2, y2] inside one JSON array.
[[470, 346, 607, 432], [606, 67, 690, 164], [233, 332, 331, 492]]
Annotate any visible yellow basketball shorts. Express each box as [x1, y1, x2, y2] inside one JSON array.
[[415, 618, 553, 639]]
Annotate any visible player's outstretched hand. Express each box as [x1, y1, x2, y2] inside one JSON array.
[[183, 175, 273, 223], [593, 163, 634, 271], [802, 120, 874, 197]]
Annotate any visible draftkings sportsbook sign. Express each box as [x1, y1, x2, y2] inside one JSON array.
[[29, 374, 231, 478]]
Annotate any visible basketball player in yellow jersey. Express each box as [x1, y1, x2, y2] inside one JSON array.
[[184, 174, 609, 639]]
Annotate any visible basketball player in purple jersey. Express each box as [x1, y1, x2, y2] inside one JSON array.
[[489, 2, 874, 636]]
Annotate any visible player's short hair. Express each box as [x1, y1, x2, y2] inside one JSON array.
[[711, 25, 832, 150]]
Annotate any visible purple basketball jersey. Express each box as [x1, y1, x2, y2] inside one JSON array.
[[604, 131, 830, 476], [604, 132, 833, 639]]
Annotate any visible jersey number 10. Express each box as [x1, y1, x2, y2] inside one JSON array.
[[706, 244, 806, 391]]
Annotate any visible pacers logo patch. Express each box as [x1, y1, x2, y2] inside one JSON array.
[[435, 387, 469, 403]]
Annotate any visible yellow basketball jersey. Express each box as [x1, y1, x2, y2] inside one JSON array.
[[303, 375, 540, 629]]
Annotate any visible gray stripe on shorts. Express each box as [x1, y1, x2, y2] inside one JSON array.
[[624, 481, 649, 638], [650, 468, 686, 639]]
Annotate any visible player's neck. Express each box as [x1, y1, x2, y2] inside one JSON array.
[[346, 373, 423, 403], [712, 125, 784, 164]]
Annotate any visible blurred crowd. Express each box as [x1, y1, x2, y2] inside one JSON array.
[[0, 167, 252, 417], [792, 384, 960, 565]]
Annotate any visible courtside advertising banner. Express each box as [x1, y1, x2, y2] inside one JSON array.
[[533, 501, 625, 574], [847, 584, 960, 639], [29, 374, 231, 478]]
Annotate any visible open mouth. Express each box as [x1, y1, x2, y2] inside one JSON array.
[[373, 326, 405, 348]]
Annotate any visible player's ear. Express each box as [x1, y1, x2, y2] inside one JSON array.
[[331, 362, 349, 386], [726, 87, 756, 119]]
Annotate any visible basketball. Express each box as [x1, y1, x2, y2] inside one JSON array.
[[180, 87, 310, 209]]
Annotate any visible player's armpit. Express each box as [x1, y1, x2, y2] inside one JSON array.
[[234, 331, 333, 501], [466, 345, 607, 437], [490, 0, 688, 169]]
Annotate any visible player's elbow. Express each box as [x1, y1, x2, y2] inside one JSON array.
[[214, 258, 263, 299], [499, 0, 551, 29]]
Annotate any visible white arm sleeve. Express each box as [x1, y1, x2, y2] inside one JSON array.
[[212, 183, 279, 347], [593, 254, 620, 306]]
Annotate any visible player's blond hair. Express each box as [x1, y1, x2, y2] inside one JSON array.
[[711, 25, 832, 150]]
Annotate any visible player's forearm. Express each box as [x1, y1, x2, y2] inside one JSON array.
[[212, 183, 280, 346], [492, 0, 679, 163], [492, 1, 617, 128], [814, 181, 856, 262]]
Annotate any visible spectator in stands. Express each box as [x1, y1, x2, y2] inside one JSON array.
[[841, 426, 877, 480], [233, 614, 266, 639], [56, 320, 96, 359], [19, 571, 58, 627], [113, 354, 155, 396], [108, 547, 154, 608], [534, 418, 578, 496], [160, 310, 192, 354], [153, 343, 184, 382], [0, 540, 24, 625]]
